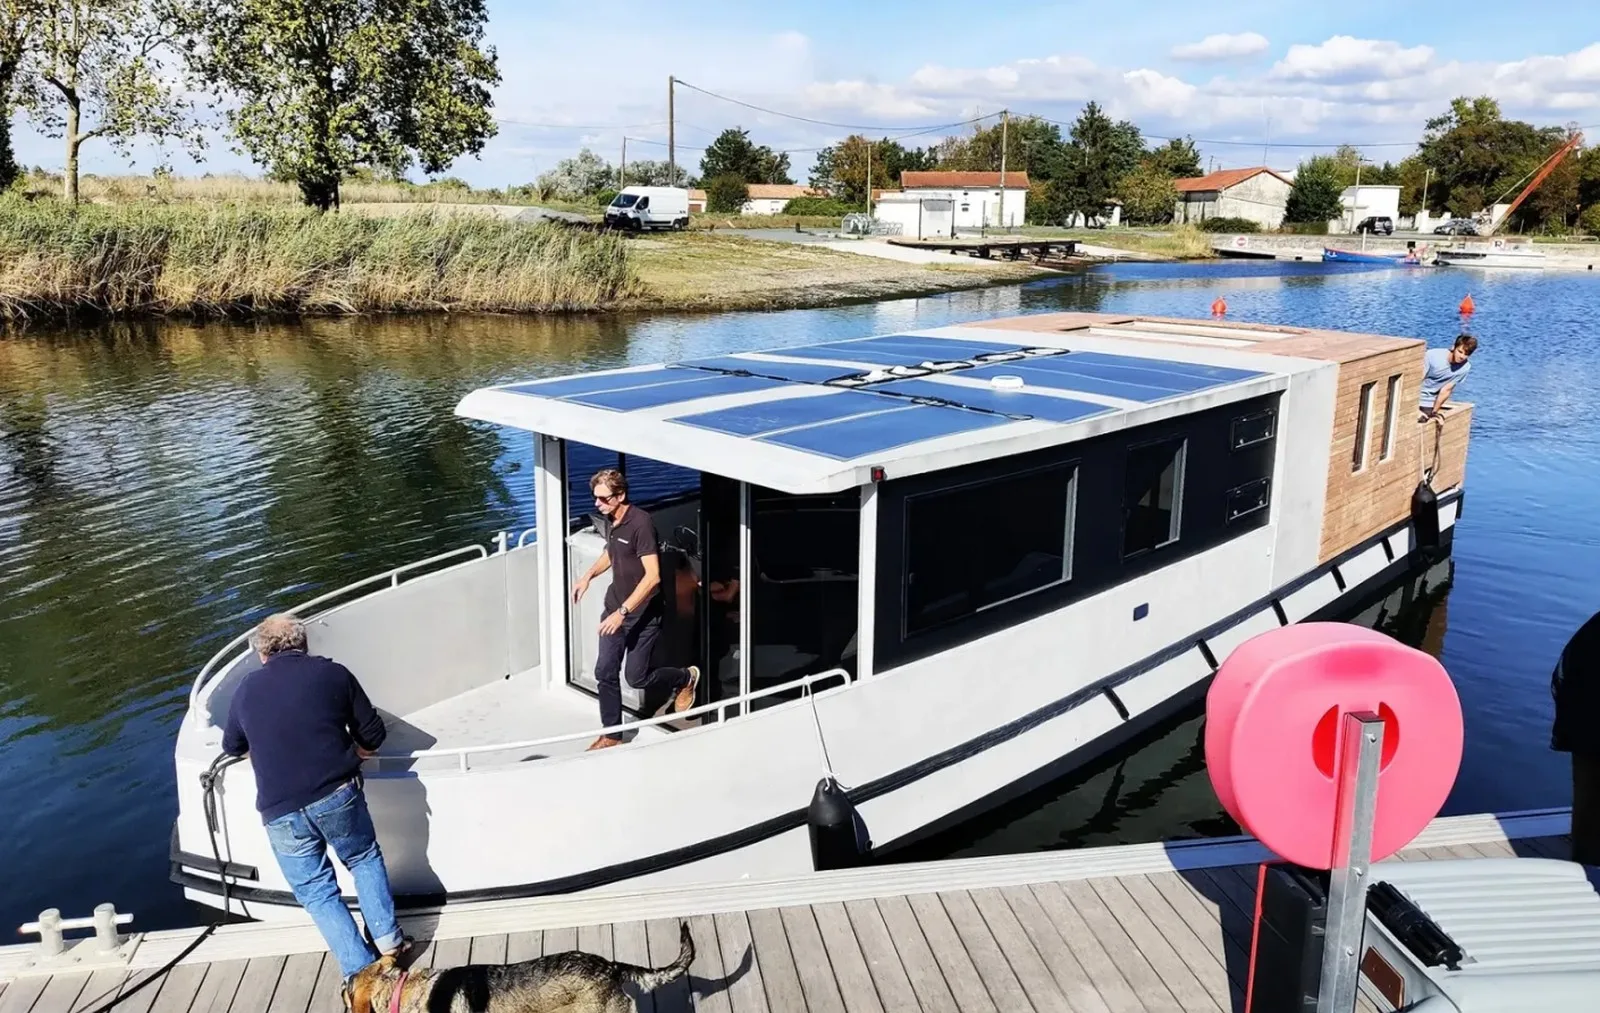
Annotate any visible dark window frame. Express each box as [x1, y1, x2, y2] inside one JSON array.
[[1120, 435, 1188, 560], [899, 461, 1079, 640]]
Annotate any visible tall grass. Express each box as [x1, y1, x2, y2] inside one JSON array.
[[20, 170, 553, 207], [0, 200, 636, 323]]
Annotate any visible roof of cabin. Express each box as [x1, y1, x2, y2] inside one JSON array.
[[455, 317, 1333, 494]]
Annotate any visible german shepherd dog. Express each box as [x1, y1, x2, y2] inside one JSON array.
[[343, 923, 694, 1013]]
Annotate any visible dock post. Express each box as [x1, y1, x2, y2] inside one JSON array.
[[34, 909, 64, 959], [1316, 712, 1384, 1013], [92, 904, 123, 954]]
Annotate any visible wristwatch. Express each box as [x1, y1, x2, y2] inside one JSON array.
[[617, 604, 631, 617]]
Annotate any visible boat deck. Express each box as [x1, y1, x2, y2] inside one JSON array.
[[0, 811, 1576, 1013]]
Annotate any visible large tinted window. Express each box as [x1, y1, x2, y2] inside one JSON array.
[[904, 466, 1074, 636], [1123, 438, 1185, 557]]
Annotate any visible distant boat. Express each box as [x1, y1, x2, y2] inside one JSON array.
[[1435, 242, 1546, 269], [1322, 247, 1426, 266]]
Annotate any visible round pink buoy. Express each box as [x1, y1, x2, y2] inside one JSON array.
[[1205, 623, 1463, 869]]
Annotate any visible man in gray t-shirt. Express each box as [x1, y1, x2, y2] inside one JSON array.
[[1419, 333, 1478, 419]]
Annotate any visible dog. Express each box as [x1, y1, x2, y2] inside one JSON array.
[[343, 922, 694, 1013]]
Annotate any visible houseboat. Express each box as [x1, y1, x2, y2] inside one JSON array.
[[171, 312, 1475, 920], [1435, 238, 1546, 269]]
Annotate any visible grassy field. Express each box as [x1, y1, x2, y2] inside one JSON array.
[[624, 232, 1052, 312], [1018, 225, 1215, 259], [0, 199, 636, 322]]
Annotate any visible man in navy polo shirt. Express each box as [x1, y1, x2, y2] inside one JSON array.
[[222, 615, 409, 983]]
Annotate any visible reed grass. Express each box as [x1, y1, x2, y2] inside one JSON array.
[[0, 199, 636, 323]]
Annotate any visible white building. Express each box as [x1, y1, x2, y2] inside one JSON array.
[[1173, 167, 1293, 230], [739, 184, 819, 215], [894, 171, 1031, 229], [872, 192, 956, 238], [1331, 184, 1402, 233], [1063, 200, 1123, 229]]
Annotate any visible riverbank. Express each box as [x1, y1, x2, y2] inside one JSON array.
[[0, 201, 1058, 324]]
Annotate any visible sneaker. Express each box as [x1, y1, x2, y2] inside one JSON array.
[[670, 666, 700, 715], [586, 735, 623, 751]]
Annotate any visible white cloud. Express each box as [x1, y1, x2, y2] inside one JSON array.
[[1171, 32, 1270, 62], [1271, 36, 1434, 83]]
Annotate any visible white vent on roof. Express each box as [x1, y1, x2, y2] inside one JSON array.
[[990, 375, 1024, 389]]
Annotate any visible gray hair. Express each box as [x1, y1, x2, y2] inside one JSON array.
[[250, 614, 308, 657]]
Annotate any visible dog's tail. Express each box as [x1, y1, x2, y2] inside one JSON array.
[[617, 922, 694, 992]]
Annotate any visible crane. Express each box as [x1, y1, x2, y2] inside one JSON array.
[[1481, 131, 1584, 236]]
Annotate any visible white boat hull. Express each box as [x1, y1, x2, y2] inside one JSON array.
[[172, 496, 1461, 923], [1435, 247, 1546, 269]]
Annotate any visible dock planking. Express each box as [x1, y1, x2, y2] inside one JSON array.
[[1, 834, 1577, 1013]]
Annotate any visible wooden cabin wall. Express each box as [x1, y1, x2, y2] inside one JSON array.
[[1318, 346, 1427, 563], [1420, 403, 1473, 494]]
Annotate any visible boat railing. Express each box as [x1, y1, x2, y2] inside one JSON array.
[[367, 668, 853, 774], [188, 539, 525, 714]]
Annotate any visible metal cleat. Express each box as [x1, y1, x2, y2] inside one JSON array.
[[15, 904, 140, 977]]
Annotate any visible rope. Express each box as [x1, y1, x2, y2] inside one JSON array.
[[76, 755, 242, 1013], [805, 683, 837, 780]]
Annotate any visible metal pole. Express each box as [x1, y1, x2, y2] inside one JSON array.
[[865, 140, 871, 215], [1316, 711, 1385, 1013], [999, 109, 1008, 231], [667, 76, 676, 185], [620, 136, 626, 189], [1421, 168, 1432, 225]]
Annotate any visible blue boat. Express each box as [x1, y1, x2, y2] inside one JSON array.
[[1322, 247, 1426, 266]]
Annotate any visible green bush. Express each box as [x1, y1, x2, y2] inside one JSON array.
[[705, 174, 749, 213], [1279, 221, 1330, 235], [782, 195, 853, 216], [1195, 217, 1261, 233], [594, 189, 619, 209]]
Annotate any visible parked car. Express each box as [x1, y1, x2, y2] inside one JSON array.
[[1355, 216, 1394, 235], [603, 186, 690, 231], [1433, 218, 1479, 236]]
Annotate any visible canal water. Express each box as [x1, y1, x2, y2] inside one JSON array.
[[2, 260, 1596, 932]]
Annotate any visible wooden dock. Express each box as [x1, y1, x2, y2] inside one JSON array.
[[0, 809, 1574, 1013], [887, 237, 1078, 262]]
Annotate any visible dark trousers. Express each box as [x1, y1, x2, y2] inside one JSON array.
[[594, 614, 689, 729], [1574, 753, 1600, 866]]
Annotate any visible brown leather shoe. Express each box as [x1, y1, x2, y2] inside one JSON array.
[[586, 735, 623, 751], [671, 666, 701, 714]]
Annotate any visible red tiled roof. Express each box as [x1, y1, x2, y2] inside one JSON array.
[[900, 171, 1032, 189], [688, 188, 707, 200], [1173, 167, 1292, 193], [744, 184, 819, 200]]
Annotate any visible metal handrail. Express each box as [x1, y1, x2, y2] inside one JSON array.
[[368, 668, 852, 774], [188, 544, 493, 714]]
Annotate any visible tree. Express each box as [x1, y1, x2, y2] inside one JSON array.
[[935, 116, 1066, 182], [1285, 156, 1344, 224], [809, 134, 890, 205], [535, 148, 613, 202], [698, 127, 791, 184], [0, 2, 39, 191], [1116, 164, 1177, 225], [188, 0, 500, 210], [1144, 137, 1202, 178], [1418, 95, 1567, 225], [621, 158, 688, 187], [704, 172, 748, 213], [20, 0, 202, 203], [1055, 102, 1140, 224]]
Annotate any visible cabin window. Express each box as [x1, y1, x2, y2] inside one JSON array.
[[1123, 438, 1185, 557], [1352, 381, 1377, 472], [1230, 409, 1276, 450], [903, 464, 1076, 637], [1380, 374, 1401, 461], [748, 487, 860, 704]]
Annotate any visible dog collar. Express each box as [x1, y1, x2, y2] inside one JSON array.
[[389, 969, 408, 1013]]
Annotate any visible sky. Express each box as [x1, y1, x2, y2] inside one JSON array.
[[10, 0, 1600, 187]]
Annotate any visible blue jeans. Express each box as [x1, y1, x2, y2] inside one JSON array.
[[264, 778, 402, 979]]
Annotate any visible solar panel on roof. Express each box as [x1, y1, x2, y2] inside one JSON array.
[[566, 372, 790, 411], [504, 367, 679, 400], [1063, 351, 1262, 383], [824, 334, 1036, 362], [878, 379, 1113, 424], [679, 356, 856, 384], [761, 343, 923, 367], [761, 404, 1009, 460], [671, 390, 901, 437], [964, 362, 1184, 402]]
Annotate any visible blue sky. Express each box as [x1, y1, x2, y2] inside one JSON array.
[[11, 1, 1599, 187]]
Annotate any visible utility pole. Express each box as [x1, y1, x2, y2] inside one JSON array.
[[620, 136, 627, 189], [865, 139, 872, 215], [998, 109, 1009, 231], [667, 76, 676, 185], [1421, 167, 1432, 222]]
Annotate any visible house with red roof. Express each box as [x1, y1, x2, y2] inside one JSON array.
[[1173, 167, 1293, 229], [890, 171, 1032, 229]]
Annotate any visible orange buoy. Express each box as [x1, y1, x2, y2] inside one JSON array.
[[1459, 293, 1475, 315], [1211, 296, 1227, 316]]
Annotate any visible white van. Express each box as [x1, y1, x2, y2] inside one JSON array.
[[603, 186, 690, 231]]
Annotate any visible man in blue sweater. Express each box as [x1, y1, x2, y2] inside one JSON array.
[[222, 615, 409, 983]]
